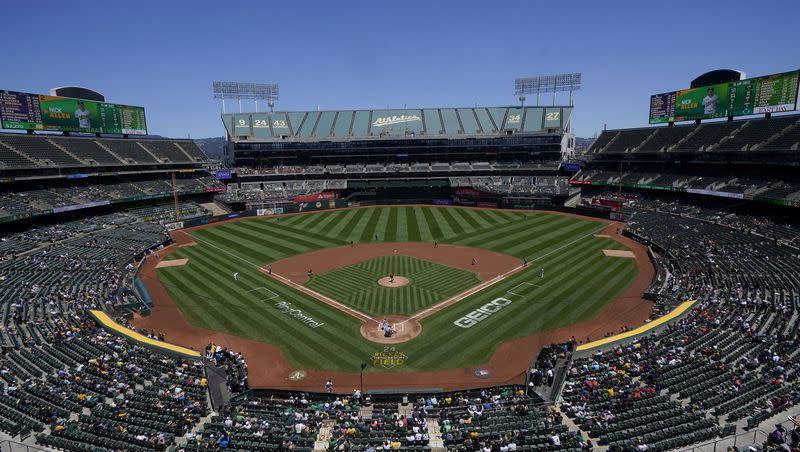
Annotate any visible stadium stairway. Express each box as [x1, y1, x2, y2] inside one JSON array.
[[47, 138, 90, 165], [201, 201, 230, 216], [426, 418, 445, 452], [552, 405, 608, 451], [94, 140, 127, 163], [358, 404, 373, 418], [398, 402, 414, 418], [136, 142, 162, 162], [174, 142, 198, 161], [205, 362, 232, 410], [313, 419, 335, 451]]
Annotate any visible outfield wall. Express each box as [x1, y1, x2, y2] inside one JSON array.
[[174, 200, 616, 231]]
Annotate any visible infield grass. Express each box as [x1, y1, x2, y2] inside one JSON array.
[[306, 255, 482, 316]]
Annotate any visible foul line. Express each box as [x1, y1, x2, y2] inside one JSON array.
[[191, 235, 263, 269], [406, 263, 526, 322], [524, 223, 610, 262], [400, 223, 612, 324], [248, 286, 279, 300], [507, 282, 539, 296], [265, 271, 375, 323], [191, 235, 377, 323]]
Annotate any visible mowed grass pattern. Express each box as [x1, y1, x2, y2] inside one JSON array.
[[306, 255, 481, 316], [157, 206, 638, 372]]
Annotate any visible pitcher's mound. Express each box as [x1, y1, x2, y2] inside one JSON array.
[[378, 276, 410, 287]]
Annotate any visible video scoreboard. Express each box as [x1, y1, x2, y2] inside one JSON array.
[[649, 70, 799, 124], [0, 90, 147, 135]]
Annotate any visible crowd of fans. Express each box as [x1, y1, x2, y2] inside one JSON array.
[[0, 175, 223, 220], [0, 206, 214, 451], [556, 191, 800, 451]]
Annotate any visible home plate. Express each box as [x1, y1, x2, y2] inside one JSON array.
[[156, 258, 189, 268], [603, 249, 635, 258]]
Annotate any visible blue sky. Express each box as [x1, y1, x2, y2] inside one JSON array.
[[2, 0, 798, 138]]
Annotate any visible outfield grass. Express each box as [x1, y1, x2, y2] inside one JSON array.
[[157, 207, 638, 372], [306, 255, 482, 316]]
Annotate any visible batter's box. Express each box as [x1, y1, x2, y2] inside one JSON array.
[[506, 282, 540, 297], [248, 286, 279, 301]]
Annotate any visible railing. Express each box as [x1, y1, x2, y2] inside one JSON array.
[[681, 429, 768, 452]]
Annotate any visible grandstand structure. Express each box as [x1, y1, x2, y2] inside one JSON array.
[[574, 113, 800, 208], [0, 133, 223, 224], [219, 106, 578, 210]]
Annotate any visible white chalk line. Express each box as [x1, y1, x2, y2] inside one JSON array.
[[266, 271, 375, 323], [507, 282, 539, 296]]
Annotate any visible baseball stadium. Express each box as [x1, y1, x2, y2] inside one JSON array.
[[1, 6, 800, 452]]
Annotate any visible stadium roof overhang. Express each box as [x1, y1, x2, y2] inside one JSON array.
[[221, 106, 572, 142]]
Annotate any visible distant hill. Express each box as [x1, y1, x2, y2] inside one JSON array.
[[194, 137, 226, 160]]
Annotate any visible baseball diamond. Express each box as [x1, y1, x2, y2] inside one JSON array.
[[138, 206, 646, 379]]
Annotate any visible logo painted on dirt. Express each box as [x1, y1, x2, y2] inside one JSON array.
[[453, 297, 513, 328], [288, 370, 307, 381], [371, 346, 407, 369]]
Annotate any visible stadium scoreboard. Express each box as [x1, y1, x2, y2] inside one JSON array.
[[649, 70, 799, 124], [0, 90, 147, 135]]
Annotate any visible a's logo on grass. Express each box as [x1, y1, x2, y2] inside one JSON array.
[[371, 346, 407, 369], [288, 370, 307, 381]]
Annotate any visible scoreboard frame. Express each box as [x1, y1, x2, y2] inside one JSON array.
[[0, 90, 148, 135], [648, 70, 800, 124]]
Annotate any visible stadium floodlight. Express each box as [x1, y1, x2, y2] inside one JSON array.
[[515, 73, 582, 106], [212, 81, 280, 113]]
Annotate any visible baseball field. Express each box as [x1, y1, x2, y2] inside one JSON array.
[[142, 206, 645, 382]]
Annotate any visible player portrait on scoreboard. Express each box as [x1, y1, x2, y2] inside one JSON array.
[[674, 83, 730, 121], [75, 101, 92, 129], [702, 87, 719, 115]]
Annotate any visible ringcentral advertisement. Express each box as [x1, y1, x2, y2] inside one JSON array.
[[649, 70, 799, 124]]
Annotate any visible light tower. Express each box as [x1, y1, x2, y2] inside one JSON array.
[[212, 81, 280, 113], [515, 73, 582, 106]]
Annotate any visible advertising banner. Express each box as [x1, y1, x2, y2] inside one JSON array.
[[292, 191, 338, 203], [256, 208, 285, 216]]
